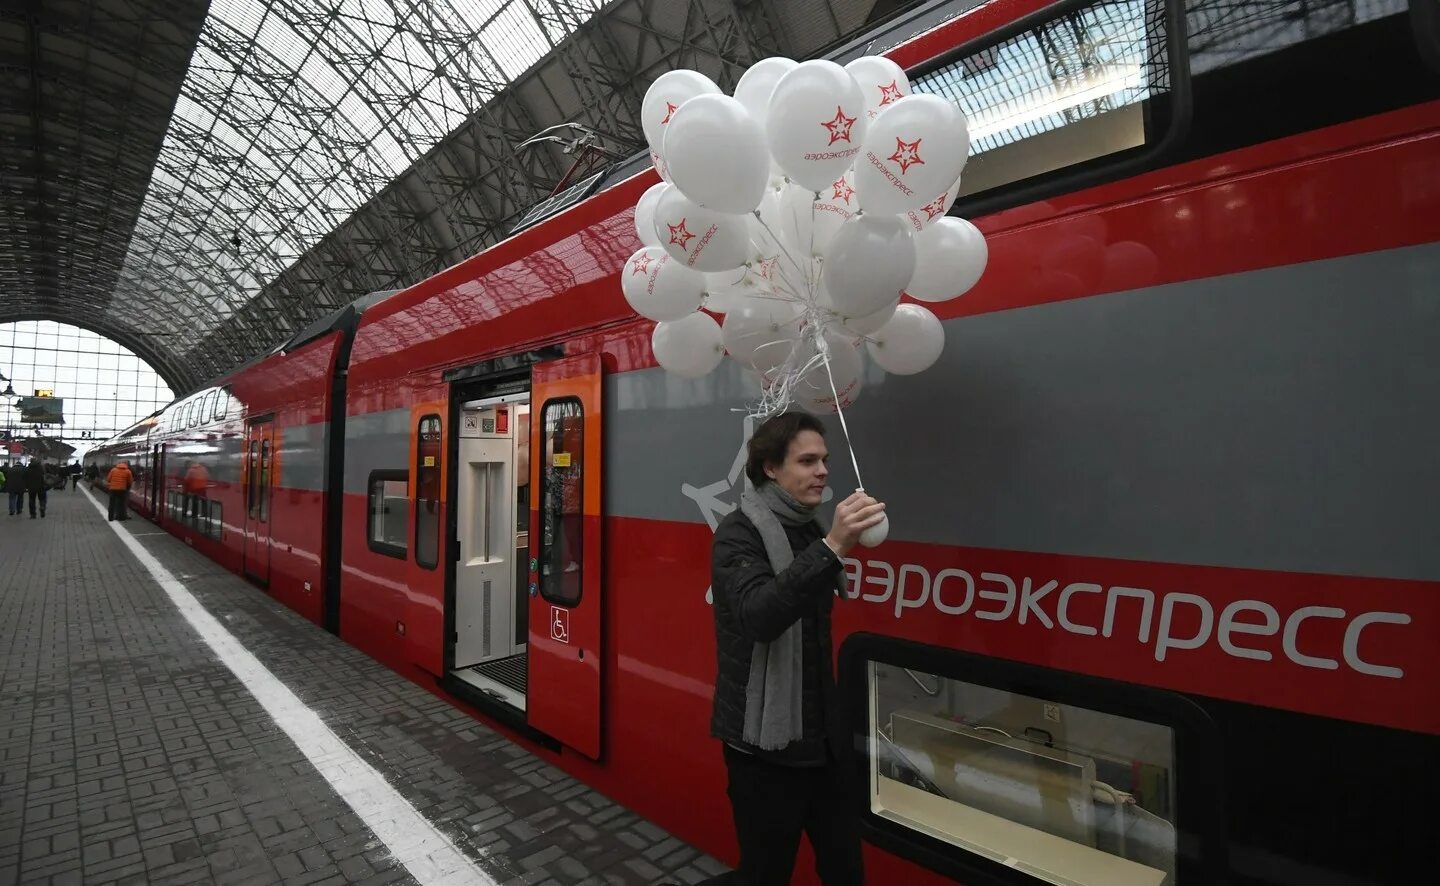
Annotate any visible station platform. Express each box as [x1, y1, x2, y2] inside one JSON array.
[[0, 489, 726, 886]]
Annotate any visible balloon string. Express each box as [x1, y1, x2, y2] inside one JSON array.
[[818, 338, 864, 491]]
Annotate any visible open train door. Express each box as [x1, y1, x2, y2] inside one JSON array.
[[243, 418, 274, 584], [150, 443, 164, 517], [528, 353, 604, 760]]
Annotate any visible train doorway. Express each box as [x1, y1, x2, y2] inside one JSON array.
[[243, 418, 274, 584], [448, 389, 532, 711], [149, 443, 163, 516]]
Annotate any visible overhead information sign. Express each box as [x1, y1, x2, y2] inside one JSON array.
[[18, 397, 64, 424]]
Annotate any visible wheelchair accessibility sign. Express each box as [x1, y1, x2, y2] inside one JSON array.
[[549, 606, 570, 644]]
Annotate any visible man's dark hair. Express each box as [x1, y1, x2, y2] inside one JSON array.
[[745, 412, 825, 488]]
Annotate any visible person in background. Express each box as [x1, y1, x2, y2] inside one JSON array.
[[182, 460, 209, 522], [69, 460, 81, 490], [6, 460, 25, 516], [106, 460, 134, 522], [701, 412, 885, 886], [25, 458, 47, 519]]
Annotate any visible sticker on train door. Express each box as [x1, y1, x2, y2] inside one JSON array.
[[550, 606, 570, 644]]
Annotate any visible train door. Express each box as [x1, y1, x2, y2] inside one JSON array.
[[528, 354, 603, 760], [244, 419, 274, 583], [449, 390, 531, 710], [149, 443, 163, 516]]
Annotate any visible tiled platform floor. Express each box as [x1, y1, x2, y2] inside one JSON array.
[[0, 487, 726, 886]]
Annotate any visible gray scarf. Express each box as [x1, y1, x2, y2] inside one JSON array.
[[738, 481, 818, 750]]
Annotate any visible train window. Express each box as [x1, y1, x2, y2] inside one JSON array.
[[200, 391, 218, 426], [367, 470, 409, 559], [538, 398, 583, 606], [213, 390, 230, 421], [415, 415, 442, 570], [912, 0, 1174, 205], [841, 636, 1221, 886]]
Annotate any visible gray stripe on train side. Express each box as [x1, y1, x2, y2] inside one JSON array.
[[605, 242, 1440, 583], [342, 408, 412, 495], [277, 422, 328, 492]]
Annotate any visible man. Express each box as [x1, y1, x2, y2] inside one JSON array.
[[25, 458, 47, 519], [704, 412, 885, 885], [6, 460, 25, 516], [106, 461, 133, 522]]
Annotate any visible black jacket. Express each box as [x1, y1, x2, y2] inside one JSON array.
[[8, 465, 28, 493], [709, 508, 848, 766], [25, 461, 45, 491]]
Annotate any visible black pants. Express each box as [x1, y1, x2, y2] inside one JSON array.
[[710, 744, 863, 886], [108, 490, 128, 521], [28, 489, 46, 518]]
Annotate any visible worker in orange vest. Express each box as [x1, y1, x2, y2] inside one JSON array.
[[182, 461, 209, 523], [107, 461, 133, 522]]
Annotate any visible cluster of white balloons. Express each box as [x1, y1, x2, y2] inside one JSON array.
[[621, 55, 989, 415]]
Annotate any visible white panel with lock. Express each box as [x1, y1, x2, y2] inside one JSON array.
[[454, 396, 527, 669]]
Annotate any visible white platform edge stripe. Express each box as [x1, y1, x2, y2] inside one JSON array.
[[84, 489, 497, 886]]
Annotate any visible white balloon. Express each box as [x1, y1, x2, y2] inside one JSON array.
[[664, 94, 770, 215], [653, 312, 725, 378], [733, 57, 798, 128], [902, 176, 962, 233], [722, 294, 803, 376], [907, 217, 989, 302], [642, 70, 720, 156], [634, 182, 668, 248], [765, 60, 868, 191], [621, 246, 704, 322], [650, 148, 672, 182], [792, 333, 864, 414], [858, 512, 889, 547], [867, 303, 944, 375], [703, 266, 769, 314], [773, 172, 858, 259], [822, 213, 916, 319], [654, 186, 751, 272], [833, 297, 898, 338], [844, 56, 911, 120], [855, 93, 970, 215]]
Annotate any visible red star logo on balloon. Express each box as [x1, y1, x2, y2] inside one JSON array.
[[921, 193, 948, 220], [889, 137, 924, 174], [662, 101, 678, 124], [831, 176, 855, 205], [821, 106, 856, 145], [878, 80, 904, 107], [755, 255, 781, 280], [631, 252, 654, 275], [668, 218, 696, 250]]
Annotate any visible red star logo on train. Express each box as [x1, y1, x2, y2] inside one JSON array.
[[631, 252, 654, 275], [921, 193, 948, 220], [668, 218, 696, 250], [662, 101, 678, 124], [821, 106, 856, 145], [878, 80, 904, 107], [831, 176, 855, 205], [889, 137, 924, 174]]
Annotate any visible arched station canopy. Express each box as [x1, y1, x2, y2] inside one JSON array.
[[1, 0, 899, 393]]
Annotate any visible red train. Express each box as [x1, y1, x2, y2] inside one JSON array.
[[88, 1, 1440, 883]]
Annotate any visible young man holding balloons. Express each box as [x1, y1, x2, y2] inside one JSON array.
[[700, 412, 886, 885]]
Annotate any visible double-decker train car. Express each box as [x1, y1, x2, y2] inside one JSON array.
[[88, 0, 1440, 883]]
